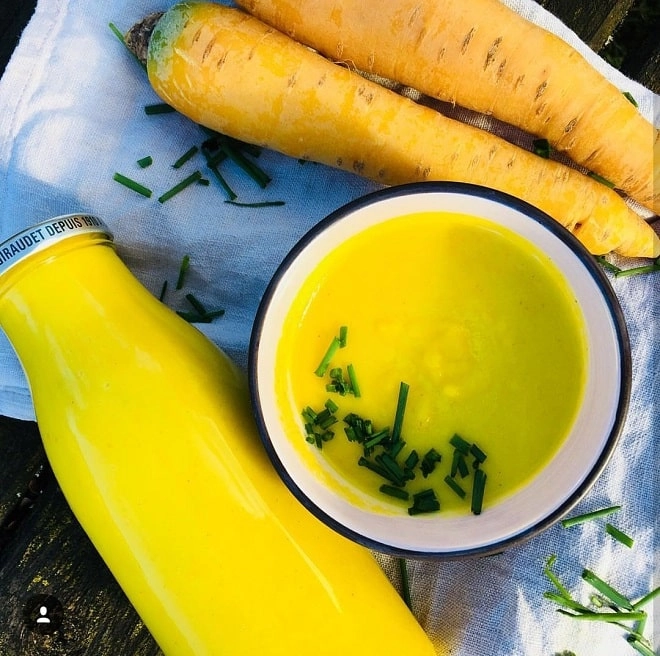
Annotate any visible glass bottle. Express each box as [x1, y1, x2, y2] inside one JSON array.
[[0, 215, 435, 655]]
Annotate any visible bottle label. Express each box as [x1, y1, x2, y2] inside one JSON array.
[[0, 214, 112, 277]]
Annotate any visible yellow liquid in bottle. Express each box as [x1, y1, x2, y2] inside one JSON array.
[[0, 217, 436, 656]]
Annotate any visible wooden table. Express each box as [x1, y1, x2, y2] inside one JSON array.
[[0, 1, 657, 654]]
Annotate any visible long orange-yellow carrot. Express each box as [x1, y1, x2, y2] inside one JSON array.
[[129, 3, 659, 257], [236, 0, 659, 214]]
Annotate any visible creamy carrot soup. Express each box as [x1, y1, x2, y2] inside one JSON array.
[[275, 211, 587, 515]]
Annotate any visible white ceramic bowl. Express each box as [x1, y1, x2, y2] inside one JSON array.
[[248, 182, 630, 558]]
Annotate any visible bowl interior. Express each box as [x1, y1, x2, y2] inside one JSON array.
[[249, 183, 629, 557]]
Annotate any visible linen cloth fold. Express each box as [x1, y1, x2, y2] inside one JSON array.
[[0, 1, 657, 655]]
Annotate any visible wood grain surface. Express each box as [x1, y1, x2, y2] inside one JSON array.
[[0, 1, 656, 654]]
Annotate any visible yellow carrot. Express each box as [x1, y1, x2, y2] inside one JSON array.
[[236, 0, 659, 214], [133, 3, 659, 257]]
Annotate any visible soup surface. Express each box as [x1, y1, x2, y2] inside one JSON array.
[[275, 211, 587, 515]]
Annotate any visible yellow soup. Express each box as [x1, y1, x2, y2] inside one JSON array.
[[276, 211, 588, 515]]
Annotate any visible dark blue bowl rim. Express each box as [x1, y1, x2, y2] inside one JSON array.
[[247, 181, 631, 560]]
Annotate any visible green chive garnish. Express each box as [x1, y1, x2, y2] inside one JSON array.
[[543, 554, 572, 599], [532, 138, 552, 158], [470, 443, 487, 464], [391, 381, 409, 443], [605, 523, 634, 548], [588, 171, 616, 188], [176, 254, 190, 290], [172, 145, 199, 169], [398, 558, 412, 610], [185, 293, 208, 316], [338, 325, 348, 347], [444, 474, 466, 498], [379, 484, 409, 500], [595, 255, 623, 274], [449, 433, 471, 455], [144, 103, 176, 115], [137, 155, 153, 168], [627, 635, 655, 656], [471, 468, 487, 515], [560, 505, 621, 528], [315, 336, 341, 377], [614, 257, 660, 278], [158, 279, 168, 302], [558, 609, 647, 623], [633, 586, 660, 610], [224, 200, 285, 207], [581, 569, 633, 610], [420, 448, 442, 478], [408, 489, 440, 515], [112, 172, 152, 198], [346, 363, 361, 397], [623, 91, 638, 107], [158, 170, 203, 203]]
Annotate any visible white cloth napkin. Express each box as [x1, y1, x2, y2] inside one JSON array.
[[0, 2, 657, 655]]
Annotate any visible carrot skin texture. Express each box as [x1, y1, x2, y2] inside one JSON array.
[[236, 0, 659, 214], [145, 3, 659, 258]]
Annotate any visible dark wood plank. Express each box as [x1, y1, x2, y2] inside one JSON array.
[[537, 0, 635, 51], [0, 0, 38, 76], [0, 420, 162, 655]]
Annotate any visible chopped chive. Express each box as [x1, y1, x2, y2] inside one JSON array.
[[391, 382, 409, 443], [176, 309, 224, 323], [471, 468, 487, 515], [185, 293, 208, 316], [398, 558, 412, 610], [614, 258, 660, 278], [558, 609, 647, 623], [581, 569, 633, 610], [375, 452, 406, 486], [364, 429, 390, 450], [315, 336, 341, 377], [532, 138, 552, 158], [158, 170, 203, 203], [560, 505, 621, 528], [627, 636, 655, 656], [172, 145, 199, 169], [605, 523, 634, 548], [456, 452, 469, 478], [632, 586, 660, 610], [197, 178, 210, 186], [470, 443, 487, 464], [623, 91, 638, 107], [388, 439, 405, 459], [444, 474, 466, 498], [158, 280, 168, 302], [449, 433, 471, 455], [588, 171, 616, 188], [543, 555, 572, 599], [224, 200, 286, 207], [420, 448, 442, 477], [408, 489, 440, 515], [176, 254, 190, 290], [543, 591, 590, 613], [379, 484, 409, 500], [325, 398, 339, 413], [112, 172, 152, 198], [338, 325, 348, 347], [218, 137, 271, 187], [346, 363, 361, 397], [137, 155, 153, 168], [144, 103, 176, 115], [358, 456, 398, 484], [595, 255, 623, 274]]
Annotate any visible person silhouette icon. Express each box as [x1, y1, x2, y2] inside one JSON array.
[[36, 606, 51, 624], [23, 594, 63, 634]]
